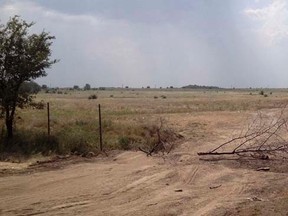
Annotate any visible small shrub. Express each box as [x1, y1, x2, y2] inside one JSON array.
[[259, 90, 264, 95], [0, 131, 59, 155], [75, 120, 88, 126], [102, 119, 113, 129], [118, 136, 131, 150], [264, 94, 268, 97], [161, 95, 167, 99], [110, 95, 114, 98], [30, 101, 45, 109], [56, 128, 97, 154], [69, 141, 91, 154], [88, 94, 97, 100], [34, 134, 59, 155], [154, 96, 158, 99]]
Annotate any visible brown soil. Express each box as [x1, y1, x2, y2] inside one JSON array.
[[1, 111, 288, 215]]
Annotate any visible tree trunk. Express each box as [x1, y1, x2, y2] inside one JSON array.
[[5, 106, 15, 139], [6, 118, 13, 139]]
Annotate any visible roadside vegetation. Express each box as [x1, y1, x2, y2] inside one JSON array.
[[0, 87, 287, 157]]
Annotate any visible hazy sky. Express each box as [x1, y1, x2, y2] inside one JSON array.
[[1, 0, 288, 88]]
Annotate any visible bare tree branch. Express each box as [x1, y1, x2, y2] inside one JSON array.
[[198, 108, 288, 158]]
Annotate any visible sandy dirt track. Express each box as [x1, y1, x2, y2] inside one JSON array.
[[1, 111, 288, 215]]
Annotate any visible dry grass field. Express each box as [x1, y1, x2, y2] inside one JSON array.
[[5, 88, 288, 153], [1, 88, 288, 215]]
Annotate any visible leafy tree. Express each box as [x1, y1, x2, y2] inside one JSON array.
[[73, 85, 80, 90], [20, 81, 41, 94], [0, 16, 58, 139], [84, 83, 91, 90], [41, 84, 48, 89]]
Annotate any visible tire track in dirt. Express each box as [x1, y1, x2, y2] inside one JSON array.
[[0, 152, 256, 215]]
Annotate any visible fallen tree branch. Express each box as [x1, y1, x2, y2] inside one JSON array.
[[198, 108, 288, 158], [138, 147, 151, 156], [198, 145, 287, 156]]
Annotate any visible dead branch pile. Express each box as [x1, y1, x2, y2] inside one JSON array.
[[198, 108, 288, 158], [139, 118, 183, 156]]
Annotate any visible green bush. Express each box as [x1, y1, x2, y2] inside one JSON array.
[[118, 136, 131, 150], [56, 125, 98, 154]]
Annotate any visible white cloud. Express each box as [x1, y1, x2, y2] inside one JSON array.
[[244, 0, 288, 45], [43, 11, 101, 25]]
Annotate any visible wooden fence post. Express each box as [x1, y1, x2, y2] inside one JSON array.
[[47, 102, 50, 136], [99, 104, 103, 151]]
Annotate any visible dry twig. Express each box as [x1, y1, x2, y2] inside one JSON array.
[[139, 118, 182, 156]]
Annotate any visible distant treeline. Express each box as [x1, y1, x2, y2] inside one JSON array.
[[182, 84, 221, 90]]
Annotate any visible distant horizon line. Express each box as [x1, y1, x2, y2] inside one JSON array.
[[34, 80, 288, 90], [39, 85, 288, 90]]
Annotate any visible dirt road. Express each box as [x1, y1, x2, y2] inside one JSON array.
[[1, 111, 288, 215]]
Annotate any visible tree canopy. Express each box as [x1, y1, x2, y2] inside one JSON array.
[[84, 83, 91, 90], [0, 16, 58, 139]]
